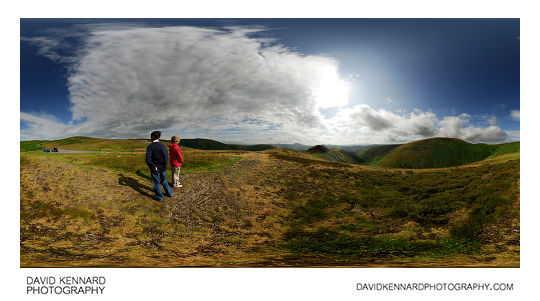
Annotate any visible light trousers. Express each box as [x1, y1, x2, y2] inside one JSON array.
[[171, 166, 181, 187]]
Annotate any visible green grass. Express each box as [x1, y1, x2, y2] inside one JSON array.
[[55, 152, 242, 178], [284, 228, 480, 258], [284, 138, 519, 169], [355, 144, 400, 165], [486, 141, 520, 159], [39, 136, 149, 152], [54, 137, 87, 145], [29, 136, 272, 152], [279, 154, 519, 259], [20, 140, 45, 152], [378, 138, 494, 168]]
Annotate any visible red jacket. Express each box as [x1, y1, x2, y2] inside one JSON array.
[[168, 143, 183, 167]]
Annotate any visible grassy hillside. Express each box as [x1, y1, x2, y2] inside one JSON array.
[[305, 145, 363, 164], [268, 148, 519, 264], [377, 138, 494, 169], [355, 144, 401, 166], [487, 141, 520, 159], [20, 140, 46, 152], [320, 148, 362, 164], [273, 138, 518, 169], [20, 137, 520, 267], [39, 136, 149, 152]]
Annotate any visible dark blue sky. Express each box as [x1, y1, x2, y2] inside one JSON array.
[[20, 19, 520, 142]]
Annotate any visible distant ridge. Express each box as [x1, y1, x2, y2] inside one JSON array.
[[179, 138, 274, 151], [272, 143, 311, 150], [306, 145, 329, 154]]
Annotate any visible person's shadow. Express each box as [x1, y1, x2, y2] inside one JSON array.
[[118, 174, 154, 198]]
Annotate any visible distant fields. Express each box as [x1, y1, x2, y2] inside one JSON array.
[[20, 137, 519, 267]]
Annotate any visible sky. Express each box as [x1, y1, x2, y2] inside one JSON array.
[[20, 18, 520, 145]]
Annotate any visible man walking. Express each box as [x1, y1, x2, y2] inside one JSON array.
[[145, 131, 173, 201]]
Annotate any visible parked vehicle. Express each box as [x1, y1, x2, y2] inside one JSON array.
[[51, 148, 58, 152], [43, 149, 50, 153]]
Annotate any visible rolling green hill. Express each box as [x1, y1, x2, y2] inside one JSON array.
[[486, 141, 520, 159], [303, 138, 520, 169], [355, 144, 401, 166], [20, 140, 46, 152], [378, 138, 494, 169]]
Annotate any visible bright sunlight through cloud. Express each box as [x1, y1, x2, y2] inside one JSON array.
[[312, 64, 350, 109]]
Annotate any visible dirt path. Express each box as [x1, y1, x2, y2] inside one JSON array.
[[155, 152, 292, 260]]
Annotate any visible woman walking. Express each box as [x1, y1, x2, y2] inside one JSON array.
[[169, 135, 184, 188]]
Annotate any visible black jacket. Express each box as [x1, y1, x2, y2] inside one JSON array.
[[145, 141, 169, 172]]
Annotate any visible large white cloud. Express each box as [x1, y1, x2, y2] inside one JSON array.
[[23, 26, 347, 141], [21, 25, 509, 145]]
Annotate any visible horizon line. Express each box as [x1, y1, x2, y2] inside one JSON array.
[[19, 135, 520, 146]]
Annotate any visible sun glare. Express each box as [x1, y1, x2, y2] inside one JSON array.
[[312, 65, 350, 109]]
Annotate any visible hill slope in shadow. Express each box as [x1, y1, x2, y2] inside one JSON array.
[[179, 138, 274, 151], [355, 144, 401, 166], [306, 145, 363, 164]]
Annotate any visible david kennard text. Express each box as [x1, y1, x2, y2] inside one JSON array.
[[27, 276, 106, 285], [27, 276, 106, 295]]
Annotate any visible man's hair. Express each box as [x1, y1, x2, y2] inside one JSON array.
[[171, 135, 180, 144], [151, 131, 161, 140]]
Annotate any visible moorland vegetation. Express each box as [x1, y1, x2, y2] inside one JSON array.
[[20, 137, 519, 267]]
